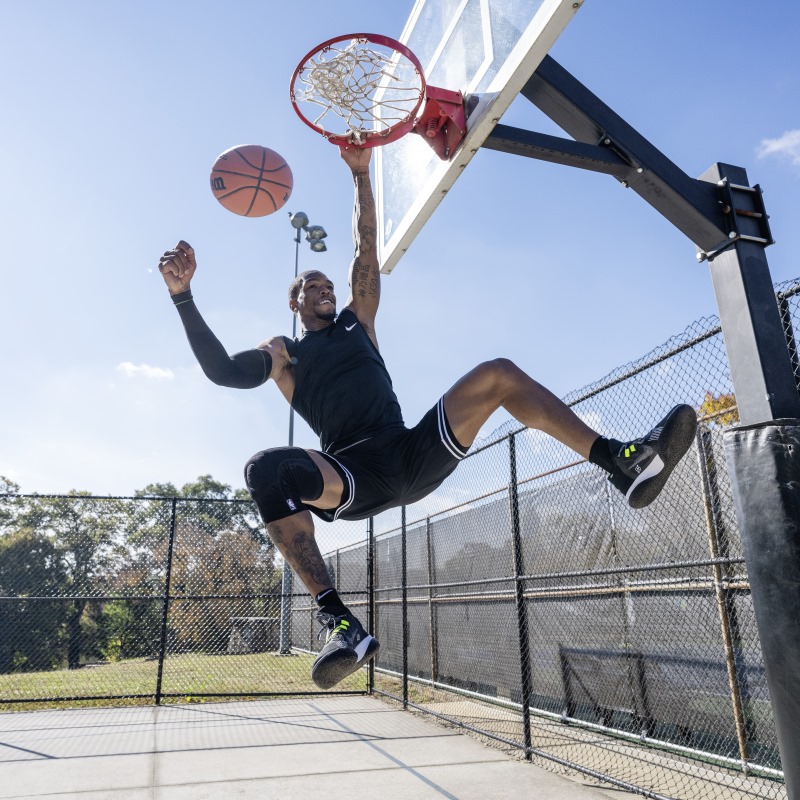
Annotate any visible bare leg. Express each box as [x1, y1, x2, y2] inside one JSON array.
[[265, 449, 344, 598], [444, 358, 599, 456], [267, 512, 332, 598]]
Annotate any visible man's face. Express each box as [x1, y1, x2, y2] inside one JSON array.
[[294, 272, 336, 322]]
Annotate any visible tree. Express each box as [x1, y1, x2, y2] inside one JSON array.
[[0, 475, 277, 671], [0, 475, 20, 533], [699, 391, 739, 427], [125, 476, 277, 655], [14, 492, 127, 668], [0, 528, 67, 672]]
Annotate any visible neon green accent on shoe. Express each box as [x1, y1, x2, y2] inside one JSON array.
[[327, 619, 350, 641]]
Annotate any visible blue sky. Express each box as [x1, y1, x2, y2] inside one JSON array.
[[1, 0, 799, 496]]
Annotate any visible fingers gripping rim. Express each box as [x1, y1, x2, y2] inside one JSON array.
[[290, 33, 426, 148]]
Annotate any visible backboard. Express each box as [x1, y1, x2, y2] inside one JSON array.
[[375, 0, 584, 273]]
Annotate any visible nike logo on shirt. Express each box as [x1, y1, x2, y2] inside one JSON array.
[[345, 323, 358, 331]]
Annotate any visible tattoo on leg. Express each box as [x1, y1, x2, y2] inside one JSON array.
[[288, 532, 331, 588], [268, 524, 330, 588]]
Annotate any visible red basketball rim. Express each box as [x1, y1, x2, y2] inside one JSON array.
[[290, 33, 427, 148]]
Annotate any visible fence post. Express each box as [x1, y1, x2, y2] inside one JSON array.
[[368, 516, 375, 692], [632, 651, 655, 738], [605, 480, 643, 737], [696, 425, 753, 767], [401, 505, 408, 709], [278, 561, 293, 654], [509, 433, 534, 759], [425, 517, 439, 683], [778, 293, 800, 397], [559, 645, 576, 720], [155, 497, 177, 706]]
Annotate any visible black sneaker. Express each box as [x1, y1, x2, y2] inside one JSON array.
[[609, 404, 697, 509], [311, 611, 380, 690]]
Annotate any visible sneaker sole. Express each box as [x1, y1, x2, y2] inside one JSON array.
[[311, 636, 380, 690], [627, 404, 697, 509]]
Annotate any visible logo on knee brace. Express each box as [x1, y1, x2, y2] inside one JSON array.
[[286, 499, 297, 511]]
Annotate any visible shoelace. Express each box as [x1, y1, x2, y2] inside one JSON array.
[[316, 612, 351, 643]]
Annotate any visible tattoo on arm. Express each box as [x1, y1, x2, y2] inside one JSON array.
[[350, 171, 379, 302]]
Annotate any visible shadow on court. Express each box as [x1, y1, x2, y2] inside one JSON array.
[[0, 696, 624, 799]]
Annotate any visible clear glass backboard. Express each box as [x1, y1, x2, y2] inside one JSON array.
[[375, 0, 584, 272]]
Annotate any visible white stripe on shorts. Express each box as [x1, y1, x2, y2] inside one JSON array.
[[325, 454, 356, 521], [437, 397, 468, 460]]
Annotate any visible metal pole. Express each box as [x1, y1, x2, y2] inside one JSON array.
[[778, 292, 800, 397], [278, 228, 302, 654], [401, 505, 409, 709], [699, 165, 800, 796], [155, 497, 177, 705], [425, 517, 439, 682], [696, 426, 752, 769], [368, 517, 376, 692], [509, 433, 534, 759]]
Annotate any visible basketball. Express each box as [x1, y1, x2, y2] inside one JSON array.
[[210, 144, 293, 217]]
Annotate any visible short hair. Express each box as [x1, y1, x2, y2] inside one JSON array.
[[288, 270, 328, 305]]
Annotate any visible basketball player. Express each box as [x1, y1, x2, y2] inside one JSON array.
[[158, 145, 697, 690]]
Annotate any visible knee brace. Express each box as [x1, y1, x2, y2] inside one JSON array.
[[244, 447, 324, 524]]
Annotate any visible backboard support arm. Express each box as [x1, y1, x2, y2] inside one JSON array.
[[482, 53, 799, 424]]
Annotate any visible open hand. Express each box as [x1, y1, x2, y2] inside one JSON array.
[[158, 240, 196, 295]]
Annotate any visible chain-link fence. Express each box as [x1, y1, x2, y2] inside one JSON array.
[[2, 280, 799, 799], [365, 278, 800, 800], [0, 496, 371, 708]]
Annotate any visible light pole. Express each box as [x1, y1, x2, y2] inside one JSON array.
[[287, 211, 328, 447], [278, 210, 328, 654]]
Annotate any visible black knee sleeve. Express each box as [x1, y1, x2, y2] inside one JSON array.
[[244, 447, 325, 524]]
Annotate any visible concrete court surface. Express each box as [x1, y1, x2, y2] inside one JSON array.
[[0, 696, 626, 800]]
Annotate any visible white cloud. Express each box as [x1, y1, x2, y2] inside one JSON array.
[[116, 362, 174, 380], [757, 129, 800, 167]]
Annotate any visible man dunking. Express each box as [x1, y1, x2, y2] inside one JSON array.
[[158, 145, 697, 689]]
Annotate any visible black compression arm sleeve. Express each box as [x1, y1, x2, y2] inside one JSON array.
[[172, 292, 271, 389]]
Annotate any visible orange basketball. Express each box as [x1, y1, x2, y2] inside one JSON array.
[[210, 145, 293, 217]]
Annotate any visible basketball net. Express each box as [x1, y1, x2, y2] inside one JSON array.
[[293, 38, 424, 144]]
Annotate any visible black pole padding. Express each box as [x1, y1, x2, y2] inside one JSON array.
[[724, 419, 800, 796]]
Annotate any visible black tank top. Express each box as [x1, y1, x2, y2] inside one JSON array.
[[284, 308, 404, 453]]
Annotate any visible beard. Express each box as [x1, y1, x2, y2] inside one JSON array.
[[318, 309, 336, 322]]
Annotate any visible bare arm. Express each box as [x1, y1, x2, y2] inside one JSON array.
[[341, 147, 380, 345]]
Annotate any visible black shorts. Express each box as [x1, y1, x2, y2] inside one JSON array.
[[313, 397, 469, 522]]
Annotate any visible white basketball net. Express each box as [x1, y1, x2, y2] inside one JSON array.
[[294, 39, 423, 143]]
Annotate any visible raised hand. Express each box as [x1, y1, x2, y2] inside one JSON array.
[[339, 144, 372, 172], [158, 240, 197, 295]]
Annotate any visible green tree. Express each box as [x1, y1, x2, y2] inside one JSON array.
[[15, 492, 127, 668], [0, 528, 67, 672], [0, 475, 21, 533], [123, 476, 277, 655]]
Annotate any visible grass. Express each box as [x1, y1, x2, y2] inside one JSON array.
[[0, 650, 368, 712]]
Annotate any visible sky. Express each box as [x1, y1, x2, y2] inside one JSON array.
[[1, 0, 799, 497]]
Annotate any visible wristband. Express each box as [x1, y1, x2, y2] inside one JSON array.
[[171, 290, 193, 306]]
